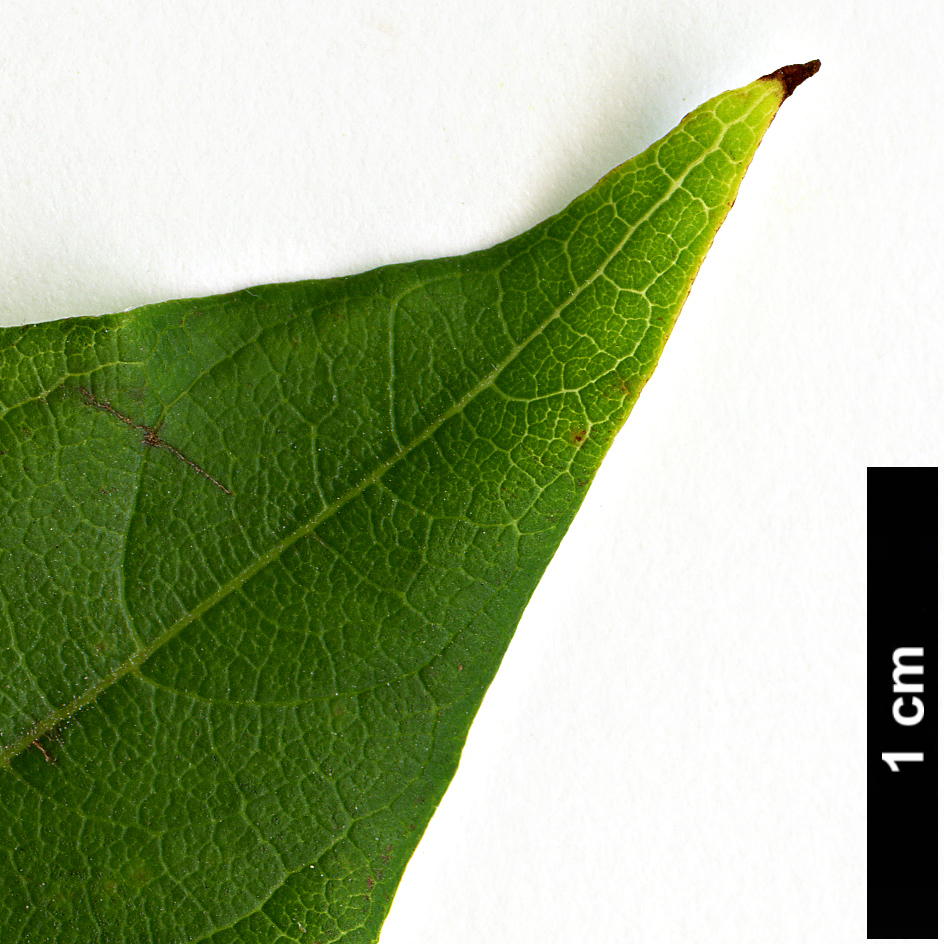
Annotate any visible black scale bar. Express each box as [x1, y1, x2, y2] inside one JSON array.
[[868, 467, 938, 939]]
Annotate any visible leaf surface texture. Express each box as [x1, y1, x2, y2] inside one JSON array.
[[0, 66, 814, 942]]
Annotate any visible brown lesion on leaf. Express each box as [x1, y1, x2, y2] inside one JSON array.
[[569, 427, 589, 446], [177, 308, 206, 328], [603, 374, 641, 402], [31, 738, 55, 764], [77, 387, 232, 496]]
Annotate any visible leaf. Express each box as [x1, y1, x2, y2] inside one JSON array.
[[0, 62, 818, 942]]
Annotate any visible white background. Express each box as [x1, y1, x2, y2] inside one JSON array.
[[2, 2, 941, 942]]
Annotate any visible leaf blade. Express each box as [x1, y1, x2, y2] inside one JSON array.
[[0, 65, 815, 942]]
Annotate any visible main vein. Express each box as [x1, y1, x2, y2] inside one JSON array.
[[3, 110, 733, 764]]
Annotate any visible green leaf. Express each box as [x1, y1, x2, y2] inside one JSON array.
[[0, 62, 817, 943]]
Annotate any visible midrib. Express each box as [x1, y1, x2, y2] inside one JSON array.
[[3, 108, 736, 764]]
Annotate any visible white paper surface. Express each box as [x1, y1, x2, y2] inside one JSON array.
[[3, 2, 942, 941]]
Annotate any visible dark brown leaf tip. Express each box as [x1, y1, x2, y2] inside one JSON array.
[[760, 59, 821, 98]]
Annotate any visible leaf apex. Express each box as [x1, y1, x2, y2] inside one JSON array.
[[760, 59, 821, 98]]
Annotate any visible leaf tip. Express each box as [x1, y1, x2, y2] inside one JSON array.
[[760, 59, 821, 98]]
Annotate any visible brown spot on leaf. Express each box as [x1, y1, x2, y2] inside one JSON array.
[[31, 739, 55, 764], [77, 387, 232, 496]]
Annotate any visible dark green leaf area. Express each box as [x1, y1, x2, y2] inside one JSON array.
[[0, 76, 787, 942]]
